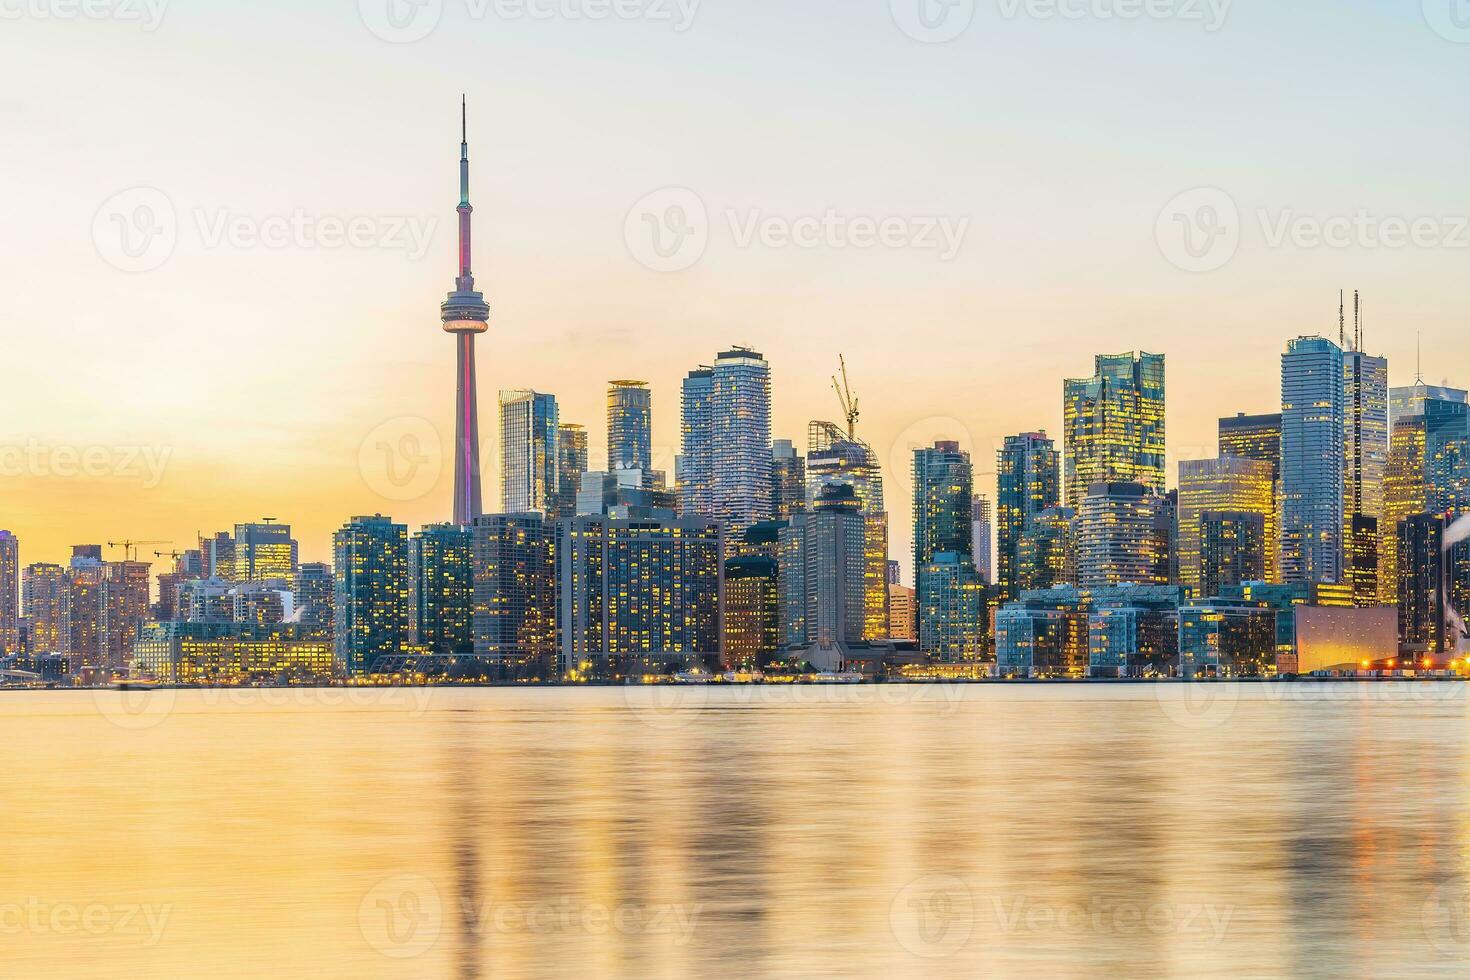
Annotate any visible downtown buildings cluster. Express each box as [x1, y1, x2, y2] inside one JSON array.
[[2, 112, 1467, 686]]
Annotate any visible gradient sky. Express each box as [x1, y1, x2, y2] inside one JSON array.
[[3, 0, 1468, 579]]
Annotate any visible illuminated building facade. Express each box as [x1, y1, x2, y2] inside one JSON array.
[[410, 524, 474, 656], [771, 440, 806, 521], [472, 513, 555, 679], [995, 589, 1089, 678], [554, 423, 588, 520], [1087, 584, 1183, 678], [807, 421, 889, 641], [996, 431, 1061, 601], [678, 367, 714, 519], [1063, 352, 1166, 508], [887, 584, 916, 641], [1076, 483, 1170, 589], [231, 522, 298, 584], [1398, 512, 1470, 656], [229, 581, 291, 625], [971, 495, 993, 584], [918, 552, 987, 664], [1177, 456, 1275, 594], [1383, 393, 1470, 602], [101, 559, 151, 672], [1343, 348, 1389, 601], [724, 526, 781, 669], [500, 389, 560, 515], [1178, 600, 1278, 678], [557, 513, 723, 677], [67, 546, 106, 670], [199, 531, 236, 582], [294, 562, 334, 634], [1016, 506, 1076, 592], [912, 441, 973, 608], [1281, 336, 1345, 586], [607, 381, 652, 473], [22, 563, 68, 654], [0, 531, 17, 656], [332, 515, 410, 676], [134, 621, 335, 685], [1199, 511, 1267, 600], [779, 484, 875, 671]]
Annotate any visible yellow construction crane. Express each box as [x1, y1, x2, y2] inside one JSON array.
[[832, 354, 860, 441], [106, 540, 170, 562]]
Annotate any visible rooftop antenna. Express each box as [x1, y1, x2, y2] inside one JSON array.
[[1416, 333, 1424, 385], [1339, 290, 1346, 349], [1354, 290, 1361, 352], [832, 355, 860, 441]]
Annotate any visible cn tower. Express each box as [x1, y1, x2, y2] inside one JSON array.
[[441, 96, 491, 525]]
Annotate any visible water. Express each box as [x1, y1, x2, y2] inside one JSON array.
[[4, 683, 1469, 979]]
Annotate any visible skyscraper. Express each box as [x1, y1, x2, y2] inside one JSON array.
[[918, 552, 987, 664], [1397, 513, 1470, 658], [996, 431, 1061, 600], [231, 521, 298, 583], [1063, 352, 1166, 507], [1177, 457, 1275, 595], [410, 524, 474, 656], [1075, 483, 1170, 589], [1016, 507, 1076, 592], [971, 495, 993, 584], [332, 515, 410, 676], [101, 559, 151, 673], [771, 440, 806, 521], [1383, 390, 1470, 602], [441, 98, 492, 526], [1199, 511, 1268, 600], [68, 546, 106, 672], [1219, 413, 1283, 470], [779, 484, 871, 671], [912, 441, 973, 605], [678, 367, 714, 518], [294, 562, 334, 635], [0, 531, 17, 656], [1281, 336, 1346, 586], [500, 389, 559, 514], [472, 513, 556, 679], [555, 422, 588, 520], [1343, 335, 1389, 602], [724, 522, 784, 670], [806, 421, 889, 642], [22, 563, 68, 655], [680, 348, 773, 543], [607, 380, 652, 473]]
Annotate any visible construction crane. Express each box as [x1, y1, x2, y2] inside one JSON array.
[[106, 540, 170, 562], [832, 354, 860, 441]]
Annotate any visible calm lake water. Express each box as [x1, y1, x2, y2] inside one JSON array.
[[4, 683, 1470, 979]]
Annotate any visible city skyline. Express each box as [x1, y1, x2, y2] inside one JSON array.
[[9, 4, 1470, 577]]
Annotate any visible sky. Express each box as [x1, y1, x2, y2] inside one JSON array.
[[2, 0, 1469, 579]]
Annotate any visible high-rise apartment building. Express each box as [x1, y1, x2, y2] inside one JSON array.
[[912, 441, 974, 607], [410, 524, 474, 656], [996, 431, 1061, 600], [1177, 457, 1275, 595], [887, 584, 917, 641], [1075, 483, 1170, 589], [1199, 511, 1268, 600], [101, 560, 151, 672], [472, 514, 556, 679], [806, 421, 889, 642], [771, 440, 806, 521], [1281, 337, 1346, 586], [678, 367, 714, 518], [724, 522, 784, 670], [1016, 507, 1076, 592], [67, 546, 106, 671], [1383, 392, 1470, 606], [332, 515, 410, 676], [557, 513, 723, 677], [608, 381, 652, 473], [231, 521, 298, 583], [22, 563, 68, 655], [1397, 512, 1470, 657], [680, 348, 772, 543], [555, 422, 588, 520], [0, 531, 18, 656], [971, 495, 994, 585], [779, 485, 871, 671], [500, 389, 559, 514], [917, 552, 987, 664], [1063, 352, 1166, 507], [294, 562, 334, 634]]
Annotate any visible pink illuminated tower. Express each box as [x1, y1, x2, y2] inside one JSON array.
[[441, 97, 491, 525]]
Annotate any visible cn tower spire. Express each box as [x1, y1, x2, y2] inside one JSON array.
[[442, 96, 491, 526]]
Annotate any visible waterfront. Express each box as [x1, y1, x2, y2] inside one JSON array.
[[5, 685, 1470, 978]]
